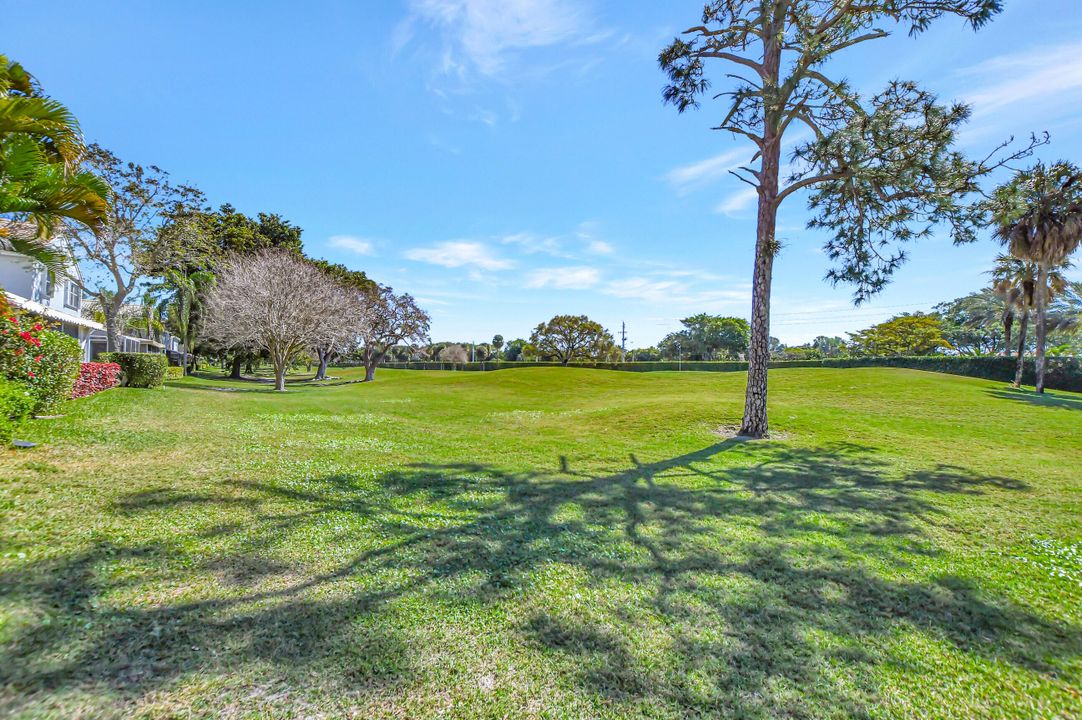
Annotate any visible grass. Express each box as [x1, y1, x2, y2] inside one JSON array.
[[0, 366, 1079, 719]]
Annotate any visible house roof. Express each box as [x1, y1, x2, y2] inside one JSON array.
[[4, 291, 104, 330]]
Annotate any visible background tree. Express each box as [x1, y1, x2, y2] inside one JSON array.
[[990, 255, 1069, 386], [987, 162, 1082, 392], [530, 315, 614, 366], [504, 338, 528, 362], [358, 286, 430, 382], [811, 335, 848, 358], [934, 289, 1005, 356], [847, 313, 949, 356], [202, 250, 359, 391], [308, 259, 375, 380], [660, 1, 1039, 436], [491, 334, 504, 361], [0, 55, 108, 271], [439, 344, 468, 364], [661, 314, 750, 360], [67, 145, 204, 351]]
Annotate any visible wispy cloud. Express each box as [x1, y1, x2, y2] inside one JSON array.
[[525, 266, 601, 289], [398, 0, 595, 79], [666, 148, 751, 193], [715, 187, 758, 216], [500, 232, 566, 256], [329, 235, 376, 256], [604, 277, 751, 307], [960, 41, 1082, 118], [405, 241, 514, 271]]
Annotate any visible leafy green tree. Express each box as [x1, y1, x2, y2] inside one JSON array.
[[848, 313, 949, 356], [659, 1, 1039, 436], [682, 314, 750, 359], [504, 338, 528, 362], [934, 290, 1005, 356], [987, 162, 1082, 392], [530, 315, 613, 365], [0, 55, 108, 271], [811, 336, 847, 358], [491, 334, 504, 360]]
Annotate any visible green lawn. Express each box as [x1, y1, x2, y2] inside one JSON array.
[[0, 367, 1079, 719]]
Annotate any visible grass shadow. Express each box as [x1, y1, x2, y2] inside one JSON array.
[[987, 386, 1082, 411], [2, 441, 1074, 717]]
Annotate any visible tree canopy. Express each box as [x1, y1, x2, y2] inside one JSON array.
[[530, 315, 614, 366]]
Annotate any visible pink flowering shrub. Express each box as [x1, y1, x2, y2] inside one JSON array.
[[71, 362, 121, 399]]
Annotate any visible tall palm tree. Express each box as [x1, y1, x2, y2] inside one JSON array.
[[0, 55, 109, 273], [989, 162, 1082, 392], [990, 255, 1068, 387]]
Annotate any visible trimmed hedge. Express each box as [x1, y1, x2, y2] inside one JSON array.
[[99, 352, 169, 388], [72, 362, 122, 399], [165, 365, 185, 380], [377, 356, 1082, 393], [0, 376, 34, 446]]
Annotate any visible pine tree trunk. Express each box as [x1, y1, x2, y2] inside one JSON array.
[[1014, 311, 1028, 387], [739, 147, 780, 439], [1034, 264, 1049, 393]]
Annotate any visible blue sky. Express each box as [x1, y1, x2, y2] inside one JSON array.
[[6, 0, 1082, 346]]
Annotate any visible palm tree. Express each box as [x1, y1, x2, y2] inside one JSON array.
[[990, 255, 1068, 387], [0, 55, 109, 273], [149, 268, 215, 374], [989, 162, 1082, 392]]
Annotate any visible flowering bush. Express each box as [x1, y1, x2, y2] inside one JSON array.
[[1, 308, 82, 413], [0, 310, 46, 381], [72, 361, 121, 399]]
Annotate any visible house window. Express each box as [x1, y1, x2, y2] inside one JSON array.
[[64, 281, 80, 310]]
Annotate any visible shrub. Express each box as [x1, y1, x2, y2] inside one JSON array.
[[99, 352, 169, 388], [24, 330, 82, 413], [0, 376, 34, 446], [72, 362, 122, 399], [165, 365, 185, 380]]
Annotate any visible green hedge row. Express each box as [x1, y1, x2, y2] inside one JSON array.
[[377, 356, 1082, 392], [99, 352, 169, 388]]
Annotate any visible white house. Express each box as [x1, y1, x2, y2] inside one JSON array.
[[0, 235, 101, 361], [0, 222, 185, 362]]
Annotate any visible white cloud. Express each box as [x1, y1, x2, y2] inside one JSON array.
[[525, 266, 600, 289], [500, 232, 566, 256], [587, 239, 613, 255], [604, 277, 751, 307], [405, 241, 514, 270], [960, 41, 1082, 118], [400, 0, 593, 78], [666, 148, 751, 193], [329, 235, 376, 256], [715, 187, 759, 216]]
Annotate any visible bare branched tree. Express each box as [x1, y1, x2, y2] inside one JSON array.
[[358, 287, 430, 382], [66, 145, 205, 351], [202, 250, 362, 391]]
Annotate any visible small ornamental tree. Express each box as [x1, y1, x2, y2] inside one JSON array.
[[659, 1, 1041, 436], [358, 286, 431, 382], [439, 343, 469, 364], [530, 315, 614, 365], [202, 250, 362, 391]]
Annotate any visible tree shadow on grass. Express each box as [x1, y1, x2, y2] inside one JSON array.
[[987, 386, 1082, 411], [1, 441, 1076, 717]]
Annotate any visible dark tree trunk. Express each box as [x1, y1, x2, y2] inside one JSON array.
[[740, 147, 780, 438], [1003, 311, 1013, 357], [315, 350, 331, 381], [364, 362, 376, 381], [229, 355, 243, 379], [1014, 311, 1029, 387], [1034, 264, 1049, 393]]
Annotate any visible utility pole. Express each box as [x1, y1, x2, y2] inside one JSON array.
[[620, 321, 627, 363]]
